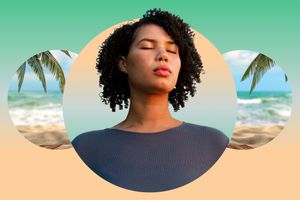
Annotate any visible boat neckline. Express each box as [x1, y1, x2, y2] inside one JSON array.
[[106, 121, 187, 135]]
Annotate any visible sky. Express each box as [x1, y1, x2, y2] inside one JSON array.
[[9, 50, 77, 92], [223, 50, 292, 92]]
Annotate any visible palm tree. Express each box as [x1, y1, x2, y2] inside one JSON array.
[[16, 50, 72, 93], [240, 53, 288, 95]]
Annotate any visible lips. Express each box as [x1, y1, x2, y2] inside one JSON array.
[[153, 66, 172, 77]]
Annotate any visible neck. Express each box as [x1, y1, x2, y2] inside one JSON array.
[[115, 88, 181, 132]]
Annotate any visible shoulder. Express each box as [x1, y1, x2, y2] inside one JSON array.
[[183, 123, 229, 147], [72, 129, 111, 150], [71, 129, 113, 166]]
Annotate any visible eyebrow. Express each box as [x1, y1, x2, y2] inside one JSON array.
[[137, 38, 176, 45]]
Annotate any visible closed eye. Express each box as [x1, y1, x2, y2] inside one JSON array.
[[141, 47, 153, 49], [167, 50, 177, 54]]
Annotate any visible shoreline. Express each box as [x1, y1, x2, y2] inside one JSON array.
[[16, 124, 72, 150]]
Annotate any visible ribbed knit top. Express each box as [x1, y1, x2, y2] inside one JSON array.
[[72, 122, 229, 192]]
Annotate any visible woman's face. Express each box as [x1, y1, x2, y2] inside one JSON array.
[[119, 24, 181, 95]]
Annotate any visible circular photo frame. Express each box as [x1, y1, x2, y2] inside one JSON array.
[[64, 9, 237, 192]]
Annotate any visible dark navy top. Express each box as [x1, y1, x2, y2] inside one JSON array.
[[72, 122, 229, 192]]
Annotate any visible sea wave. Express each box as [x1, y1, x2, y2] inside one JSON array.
[[236, 91, 292, 126], [275, 109, 292, 117], [237, 98, 261, 105], [8, 91, 64, 125], [9, 108, 64, 125]]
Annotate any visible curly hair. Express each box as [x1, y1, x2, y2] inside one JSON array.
[[96, 8, 204, 112]]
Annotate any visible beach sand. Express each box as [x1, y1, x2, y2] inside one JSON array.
[[228, 125, 284, 150], [16, 125, 72, 150]]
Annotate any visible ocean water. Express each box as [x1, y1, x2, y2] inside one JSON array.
[[7, 90, 292, 127], [237, 91, 292, 126], [7, 90, 64, 125]]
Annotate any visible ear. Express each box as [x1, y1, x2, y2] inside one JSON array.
[[118, 56, 128, 74]]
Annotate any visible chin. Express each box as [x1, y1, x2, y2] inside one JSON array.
[[150, 84, 174, 94], [134, 80, 176, 94]]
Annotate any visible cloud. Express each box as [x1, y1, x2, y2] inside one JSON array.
[[222, 50, 289, 91], [223, 50, 283, 73], [9, 71, 60, 91], [10, 71, 54, 81], [50, 50, 67, 62], [14, 72, 56, 81], [50, 50, 78, 72], [223, 50, 259, 68]]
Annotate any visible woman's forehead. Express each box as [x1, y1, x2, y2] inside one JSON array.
[[133, 24, 174, 43]]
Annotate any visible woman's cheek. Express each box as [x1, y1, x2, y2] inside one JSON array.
[[172, 59, 181, 76]]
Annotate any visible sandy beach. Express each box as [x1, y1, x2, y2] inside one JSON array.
[[16, 125, 72, 150], [228, 125, 284, 150]]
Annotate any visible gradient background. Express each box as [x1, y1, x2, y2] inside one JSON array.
[[0, 1, 300, 199]]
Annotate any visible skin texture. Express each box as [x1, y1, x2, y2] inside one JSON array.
[[114, 24, 183, 133]]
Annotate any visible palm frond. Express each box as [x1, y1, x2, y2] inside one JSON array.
[[285, 73, 288, 82], [241, 53, 276, 94], [40, 51, 65, 93], [60, 50, 72, 58], [27, 55, 47, 93], [240, 60, 257, 81], [16, 62, 26, 93]]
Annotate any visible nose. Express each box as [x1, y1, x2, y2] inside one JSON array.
[[156, 49, 168, 62]]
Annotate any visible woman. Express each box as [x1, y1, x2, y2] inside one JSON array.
[[72, 8, 229, 192]]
